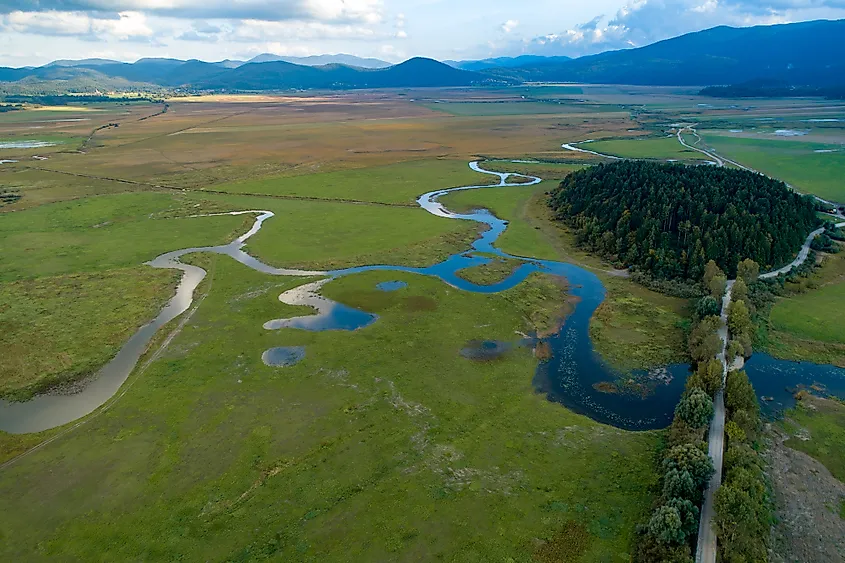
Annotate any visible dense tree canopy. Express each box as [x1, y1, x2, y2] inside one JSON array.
[[549, 161, 818, 279]]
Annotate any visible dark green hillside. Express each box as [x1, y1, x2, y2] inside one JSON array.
[[496, 19, 845, 87], [548, 161, 818, 279]]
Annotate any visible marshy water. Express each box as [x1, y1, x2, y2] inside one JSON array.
[[1, 163, 843, 434]]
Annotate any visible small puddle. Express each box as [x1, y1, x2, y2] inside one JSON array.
[[262, 346, 306, 367], [376, 280, 408, 292]]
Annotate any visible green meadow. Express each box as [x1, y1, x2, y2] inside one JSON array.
[[584, 137, 711, 163], [784, 396, 845, 482], [703, 135, 845, 201], [210, 159, 492, 205], [0, 257, 659, 561], [761, 250, 845, 367]]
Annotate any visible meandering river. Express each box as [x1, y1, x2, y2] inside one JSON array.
[[1, 163, 843, 434]]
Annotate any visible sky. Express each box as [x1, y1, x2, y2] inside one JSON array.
[[1, 0, 844, 67]]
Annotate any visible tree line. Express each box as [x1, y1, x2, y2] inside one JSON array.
[[548, 161, 818, 280]]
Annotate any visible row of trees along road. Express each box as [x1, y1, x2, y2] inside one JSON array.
[[635, 258, 765, 562]]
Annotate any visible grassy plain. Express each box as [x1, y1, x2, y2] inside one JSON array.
[[0, 260, 659, 562], [210, 158, 491, 204], [702, 135, 845, 201], [455, 255, 524, 285], [585, 136, 711, 162], [0, 90, 723, 561], [422, 101, 595, 116], [761, 250, 845, 367], [784, 395, 845, 482], [590, 277, 690, 372], [0, 267, 179, 399]]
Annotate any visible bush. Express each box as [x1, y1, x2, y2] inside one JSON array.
[[648, 504, 686, 545]]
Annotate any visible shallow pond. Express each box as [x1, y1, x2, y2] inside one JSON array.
[[376, 280, 408, 292], [262, 346, 306, 367]]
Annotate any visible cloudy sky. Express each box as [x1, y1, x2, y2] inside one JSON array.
[[1, 0, 844, 67]]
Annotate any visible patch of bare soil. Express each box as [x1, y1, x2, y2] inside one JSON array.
[[767, 426, 845, 563]]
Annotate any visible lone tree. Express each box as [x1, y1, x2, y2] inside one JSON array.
[[676, 388, 715, 428], [736, 259, 759, 284]]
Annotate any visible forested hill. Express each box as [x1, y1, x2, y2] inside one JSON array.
[[548, 161, 818, 280]]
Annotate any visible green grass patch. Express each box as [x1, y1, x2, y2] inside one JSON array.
[[762, 251, 845, 366], [585, 137, 711, 162], [703, 135, 845, 201], [784, 395, 845, 482], [456, 256, 523, 286], [483, 161, 585, 181], [0, 258, 659, 561], [209, 159, 492, 205], [189, 191, 483, 271], [0, 267, 179, 399], [0, 191, 249, 282], [590, 276, 690, 371]]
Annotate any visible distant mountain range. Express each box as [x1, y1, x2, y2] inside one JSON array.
[[446, 55, 571, 72], [1, 20, 843, 93], [491, 19, 845, 87]]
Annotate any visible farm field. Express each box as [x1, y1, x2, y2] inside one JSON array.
[[702, 134, 845, 201]]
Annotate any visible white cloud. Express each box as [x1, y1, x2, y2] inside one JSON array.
[[501, 19, 519, 33], [1, 10, 153, 39]]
